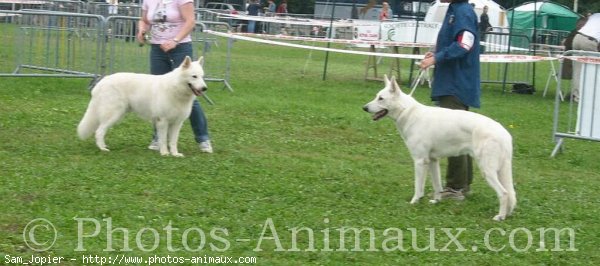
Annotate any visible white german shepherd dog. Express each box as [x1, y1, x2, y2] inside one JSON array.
[[363, 75, 516, 221], [78, 56, 207, 157]]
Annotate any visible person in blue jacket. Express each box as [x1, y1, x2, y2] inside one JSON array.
[[246, 0, 261, 33], [419, 0, 480, 200]]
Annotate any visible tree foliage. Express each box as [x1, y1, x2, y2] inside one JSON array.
[[280, 0, 316, 14], [285, 0, 596, 15]]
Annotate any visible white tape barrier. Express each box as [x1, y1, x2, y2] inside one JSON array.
[[211, 11, 356, 27], [0, 0, 46, 4], [205, 30, 558, 63], [562, 56, 600, 64], [480, 41, 531, 53], [480, 54, 555, 63], [532, 43, 565, 50], [235, 32, 434, 48], [206, 30, 425, 60]]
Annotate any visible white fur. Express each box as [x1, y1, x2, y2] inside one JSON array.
[[78, 56, 207, 157], [363, 75, 516, 221]]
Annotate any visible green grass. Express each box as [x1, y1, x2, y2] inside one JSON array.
[[1, 39, 600, 265]]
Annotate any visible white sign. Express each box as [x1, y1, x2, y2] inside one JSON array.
[[353, 24, 380, 41], [380, 21, 441, 44]]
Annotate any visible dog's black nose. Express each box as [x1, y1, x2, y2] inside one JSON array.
[[362, 105, 369, 112], [201, 86, 208, 92]]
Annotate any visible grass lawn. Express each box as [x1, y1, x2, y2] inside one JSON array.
[[1, 38, 600, 265]]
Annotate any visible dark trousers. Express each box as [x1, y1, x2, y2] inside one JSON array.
[[438, 95, 473, 191]]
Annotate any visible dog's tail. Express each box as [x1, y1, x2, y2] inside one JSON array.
[[77, 101, 99, 140]]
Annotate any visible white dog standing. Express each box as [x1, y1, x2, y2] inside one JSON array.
[[363, 75, 516, 221], [78, 56, 207, 157]]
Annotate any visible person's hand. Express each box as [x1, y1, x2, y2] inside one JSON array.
[[423, 52, 434, 59], [420, 55, 435, 69], [160, 39, 178, 52], [136, 31, 146, 45]]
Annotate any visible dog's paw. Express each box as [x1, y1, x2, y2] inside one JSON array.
[[429, 199, 439, 204], [171, 152, 184, 157], [99, 147, 110, 152], [432, 193, 442, 203], [493, 214, 506, 221], [409, 197, 421, 204], [160, 151, 170, 156]]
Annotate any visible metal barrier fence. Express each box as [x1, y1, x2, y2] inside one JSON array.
[[196, 8, 244, 32], [192, 21, 234, 92], [88, 3, 142, 18], [551, 50, 600, 157], [492, 27, 570, 47], [513, 28, 570, 47], [196, 8, 323, 37], [1, 1, 143, 17], [41, 0, 86, 13], [0, 10, 103, 78], [0, 10, 234, 98], [481, 31, 533, 88], [104, 15, 147, 75]]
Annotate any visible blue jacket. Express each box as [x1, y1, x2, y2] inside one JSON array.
[[247, 3, 260, 16], [431, 0, 481, 108]]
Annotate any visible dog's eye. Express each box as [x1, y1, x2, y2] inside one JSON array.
[[192, 75, 198, 78], [378, 96, 383, 101]]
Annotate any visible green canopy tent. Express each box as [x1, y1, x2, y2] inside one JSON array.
[[508, 1, 580, 44], [495, 1, 579, 94]]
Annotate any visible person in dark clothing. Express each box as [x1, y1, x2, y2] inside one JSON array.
[[351, 0, 359, 19], [478, 5, 491, 52], [419, 0, 480, 200], [246, 0, 260, 33]]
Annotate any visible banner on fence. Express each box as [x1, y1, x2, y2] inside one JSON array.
[[380, 21, 440, 44], [352, 23, 380, 41]]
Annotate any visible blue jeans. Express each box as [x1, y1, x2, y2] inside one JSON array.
[[247, 20, 256, 33], [150, 43, 210, 143]]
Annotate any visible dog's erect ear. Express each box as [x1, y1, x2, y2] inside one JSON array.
[[388, 75, 399, 92], [391, 76, 402, 93], [181, 56, 192, 69], [383, 74, 390, 87], [197, 56, 204, 66]]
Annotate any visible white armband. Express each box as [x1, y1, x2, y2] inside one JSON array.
[[457, 31, 475, 51]]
